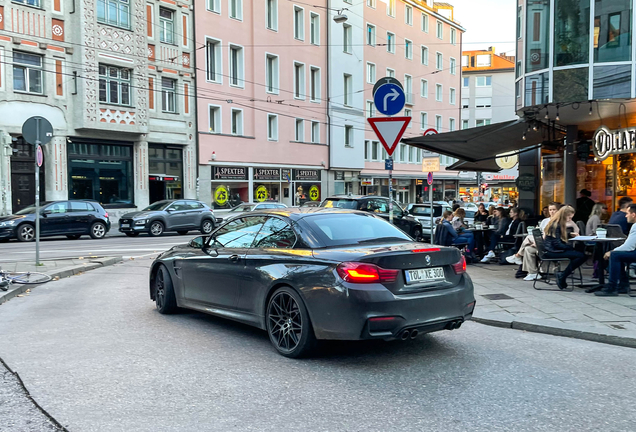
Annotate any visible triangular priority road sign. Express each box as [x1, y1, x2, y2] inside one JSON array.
[[367, 117, 411, 156]]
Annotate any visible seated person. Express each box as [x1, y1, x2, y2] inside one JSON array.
[[596, 203, 636, 296], [543, 206, 585, 290], [586, 203, 608, 236], [480, 207, 513, 262], [608, 196, 634, 235], [440, 211, 475, 257]]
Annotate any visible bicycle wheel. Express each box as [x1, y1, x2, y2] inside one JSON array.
[[8, 272, 52, 285]]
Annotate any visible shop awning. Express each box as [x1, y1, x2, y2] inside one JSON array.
[[447, 159, 502, 173], [402, 119, 546, 163]]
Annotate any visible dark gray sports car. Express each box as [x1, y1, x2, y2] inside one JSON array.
[[149, 208, 475, 357]]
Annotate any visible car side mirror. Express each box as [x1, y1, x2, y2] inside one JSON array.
[[188, 236, 208, 249], [41, 209, 52, 216]]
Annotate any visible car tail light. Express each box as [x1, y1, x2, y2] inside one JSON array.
[[452, 256, 466, 274], [411, 248, 440, 253], [104, 212, 109, 218], [336, 262, 399, 284]]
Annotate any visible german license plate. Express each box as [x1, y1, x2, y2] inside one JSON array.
[[405, 267, 445, 284], [120, 223, 130, 228]]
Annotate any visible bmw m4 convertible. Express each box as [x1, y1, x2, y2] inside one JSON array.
[[149, 208, 475, 357]]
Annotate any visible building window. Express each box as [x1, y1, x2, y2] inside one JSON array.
[[343, 24, 352, 53], [421, 79, 428, 98], [387, 0, 396, 17], [229, 0, 242, 20], [462, 120, 469, 129], [207, 0, 220, 13], [405, 5, 412, 25], [475, 76, 492, 87], [476, 119, 491, 127], [366, 100, 375, 117], [343, 74, 352, 106], [310, 12, 320, 45], [436, 20, 443, 39], [367, 0, 376, 7], [266, 0, 278, 30], [461, 98, 469, 109], [450, 28, 457, 45], [12, 52, 43, 94], [294, 6, 304, 40], [310, 67, 320, 102], [435, 84, 442, 102], [525, 0, 550, 72], [387, 68, 395, 77], [97, 0, 130, 29], [231, 109, 243, 135], [14, 0, 42, 6], [450, 58, 456, 75], [161, 78, 176, 113], [367, 24, 376, 46], [294, 62, 305, 99], [311, 121, 320, 143], [366, 62, 376, 83], [372, 141, 380, 161], [229, 45, 244, 87], [386, 32, 395, 53], [405, 39, 413, 59], [344, 125, 354, 147], [421, 46, 429, 65], [476, 54, 491, 67], [449, 88, 456, 105], [462, 55, 469, 67], [593, 0, 631, 63], [209, 105, 221, 133], [365, 140, 370, 161], [421, 12, 429, 32], [436, 52, 443, 70], [420, 112, 428, 130], [159, 8, 175, 44], [294, 118, 304, 141], [206, 39, 222, 83], [98, 65, 131, 105], [463, 77, 469, 87], [399, 144, 406, 162], [449, 118, 456, 131], [404, 109, 412, 127], [404, 75, 413, 104], [475, 97, 492, 108], [266, 54, 279, 94], [435, 115, 442, 131]]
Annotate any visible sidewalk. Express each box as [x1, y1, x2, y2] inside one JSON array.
[[0, 256, 122, 305], [469, 263, 636, 348]]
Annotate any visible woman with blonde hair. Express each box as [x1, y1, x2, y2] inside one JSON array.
[[586, 203, 608, 236], [543, 206, 586, 289]]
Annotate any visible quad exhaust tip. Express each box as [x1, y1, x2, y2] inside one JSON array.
[[447, 320, 463, 330], [400, 330, 411, 340], [409, 329, 419, 339]]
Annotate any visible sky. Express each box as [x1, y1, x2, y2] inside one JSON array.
[[449, 0, 517, 56]]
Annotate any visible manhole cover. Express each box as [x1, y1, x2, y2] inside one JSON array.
[[481, 294, 514, 301]]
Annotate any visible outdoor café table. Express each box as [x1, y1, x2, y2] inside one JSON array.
[[466, 227, 494, 257], [569, 236, 625, 292]]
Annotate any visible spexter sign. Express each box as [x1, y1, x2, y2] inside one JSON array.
[[593, 126, 636, 161]]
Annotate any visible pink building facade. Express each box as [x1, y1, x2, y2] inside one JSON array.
[[195, 0, 329, 208]]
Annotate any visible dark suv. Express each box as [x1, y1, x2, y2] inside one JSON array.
[[0, 200, 111, 242], [320, 195, 423, 240]]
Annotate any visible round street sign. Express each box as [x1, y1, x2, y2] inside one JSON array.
[[36, 145, 43, 167], [423, 128, 438, 136], [22, 116, 54, 145], [214, 185, 229, 206], [373, 83, 406, 116], [372, 77, 404, 97], [309, 185, 320, 201], [427, 172, 434, 185]]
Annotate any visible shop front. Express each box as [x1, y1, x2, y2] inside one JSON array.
[[333, 171, 360, 196], [211, 166, 249, 210], [293, 169, 322, 206], [149, 144, 183, 203]]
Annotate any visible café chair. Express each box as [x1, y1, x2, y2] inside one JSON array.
[[532, 229, 581, 292]]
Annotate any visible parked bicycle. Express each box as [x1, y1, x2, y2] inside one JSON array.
[[0, 269, 52, 291]]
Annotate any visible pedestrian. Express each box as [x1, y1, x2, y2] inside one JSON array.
[[586, 203, 608, 236], [608, 196, 634, 235], [574, 189, 595, 222], [543, 206, 586, 290], [596, 203, 636, 296]]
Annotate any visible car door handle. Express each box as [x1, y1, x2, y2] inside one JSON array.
[[229, 254, 240, 263]]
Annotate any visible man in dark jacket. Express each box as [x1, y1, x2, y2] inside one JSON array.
[[574, 189, 595, 222], [608, 196, 634, 235]]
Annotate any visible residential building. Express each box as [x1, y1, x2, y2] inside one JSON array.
[[0, 0, 196, 219], [195, 0, 329, 207]]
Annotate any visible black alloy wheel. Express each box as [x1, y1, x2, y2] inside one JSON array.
[[154, 265, 177, 314], [90, 222, 107, 239], [200, 219, 214, 235], [66, 234, 82, 240], [177, 230, 189, 235], [149, 221, 164, 237], [266, 287, 315, 358], [16, 224, 35, 242], [125, 232, 140, 237], [412, 228, 422, 242]]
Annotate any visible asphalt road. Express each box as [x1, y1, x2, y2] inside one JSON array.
[[0, 232, 195, 262], [1, 258, 635, 431]]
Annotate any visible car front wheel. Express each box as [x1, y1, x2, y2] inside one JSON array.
[[266, 287, 316, 358], [412, 228, 422, 241], [149, 221, 164, 237], [16, 224, 35, 242], [154, 265, 177, 314]]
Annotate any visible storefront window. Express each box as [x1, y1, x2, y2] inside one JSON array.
[[553, 67, 589, 103], [524, 72, 549, 106], [540, 148, 565, 209], [68, 142, 133, 206], [525, 0, 550, 73], [444, 181, 456, 201], [212, 183, 248, 209], [576, 155, 613, 212], [594, 0, 632, 63], [615, 154, 636, 205], [593, 65, 631, 99], [294, 183, 321, 206], [554, 0, 590, 66], [149, 144, 183, 203]]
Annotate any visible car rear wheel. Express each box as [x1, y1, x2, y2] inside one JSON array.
[[149, 221, 164, 237], [154, 265, 177, 314], [266, 287, 315, 358], [200, 219, 214, 235], [66, 234, 81, 240], [177, 230, 189, 235], [125, 232, 140, 237], [90, 222, 107, 239], [16, 224, 35, 242]]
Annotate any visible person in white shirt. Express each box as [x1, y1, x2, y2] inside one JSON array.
[[596, 203, 636, 296]]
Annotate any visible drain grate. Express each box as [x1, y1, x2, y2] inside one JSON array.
[[481, 293, 514, 301]]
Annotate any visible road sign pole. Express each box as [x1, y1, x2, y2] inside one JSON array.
[[35, 119, 40, 267], [388, 157, 393, 224], [429, 181, 434, 245]]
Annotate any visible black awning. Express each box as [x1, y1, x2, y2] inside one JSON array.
[[447, 159, 502, 172], [402, 120, 547, 163]]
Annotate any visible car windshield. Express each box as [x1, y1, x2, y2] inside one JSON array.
[[230, 204, 256, 212], [409, 206, 442, 217], [465, 210, 476, 218], [143, 201, 172, 211], [15, 205, 37, 215], [304, 213, 411, 247], [321, 199, 358, 209]]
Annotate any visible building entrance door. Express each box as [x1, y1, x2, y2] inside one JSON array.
[[10, 137, 45, 212]]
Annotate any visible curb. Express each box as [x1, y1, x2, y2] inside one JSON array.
[[0, 256, 123, 305], [473, 312, 636, 350]]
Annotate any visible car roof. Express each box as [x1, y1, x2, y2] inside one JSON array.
[[324, 195, 388, 200], [228, 207, 371, 220]]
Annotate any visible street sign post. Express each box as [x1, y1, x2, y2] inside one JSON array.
[[22, 116, 53, 267], [428, 172, 434, 244], [373, 83, 406, 116], [385, 158, 393, 170]]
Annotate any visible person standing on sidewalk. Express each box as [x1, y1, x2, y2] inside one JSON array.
[[596, 203, 636, 296]]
